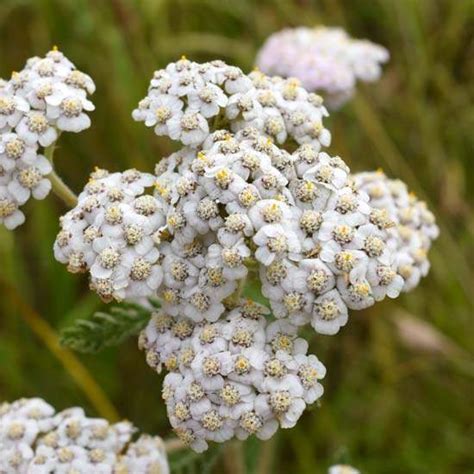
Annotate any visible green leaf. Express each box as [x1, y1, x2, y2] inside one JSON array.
[[59, 302, 154, 354]]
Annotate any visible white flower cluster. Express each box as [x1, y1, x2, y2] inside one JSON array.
[[0, 47, 95, 229], [153, 129, 402, 335], [256, 26, 389, 108], [54, 168, 165, 302], [352, 171, 439, 291], [0, 397, 169, 474], [57, 61, 404, 329], [52, 55, 439, 454], [132, 57, 331, 149], [139, 300, 326, 452]]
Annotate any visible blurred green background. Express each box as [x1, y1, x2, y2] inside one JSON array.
[[0, 0, 473, 473]]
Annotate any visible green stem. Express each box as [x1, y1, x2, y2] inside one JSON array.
[[0, 278, 119, 422], [44, 141, 78, 208], [236, 276, 247, 298], [227, 274, 248, 308], [212, 111, 230, 132]]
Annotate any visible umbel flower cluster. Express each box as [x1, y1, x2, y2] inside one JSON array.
[[0, 47, 94, 230], [54, 168, 164, 302], [256, 26, 389, 108], [151, 128, 402, 335], [352, 171, 439, 291], [132, 56, 331, 149], [0, 398, 169, 474], [140, 300, 325, 452], [52, 57, 438, 451]]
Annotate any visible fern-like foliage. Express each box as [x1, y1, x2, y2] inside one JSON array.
[[60, 302, 155, 353]]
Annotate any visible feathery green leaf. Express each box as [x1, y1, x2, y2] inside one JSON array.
[[59, 302, 154, 353]]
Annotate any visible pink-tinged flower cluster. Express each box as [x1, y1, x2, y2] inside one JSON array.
[[256, 26, 389, 108]]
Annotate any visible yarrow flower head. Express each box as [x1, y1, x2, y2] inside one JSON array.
[[0, 47, 95, 229], [0, 397, 169, 474], [148, 128, 400, 334], [352, 170, 439, 292], [139, 300, 326, 452], [133, 57, 331, 149], [256, 26, 389, 108], [54, 168, 164, 303], [52, 55, 438, 451]]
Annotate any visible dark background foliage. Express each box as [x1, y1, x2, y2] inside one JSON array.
[[0, 1, 473, 472]]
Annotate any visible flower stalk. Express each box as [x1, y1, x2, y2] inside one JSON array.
[[44, 141, 78, 208], [0, 278, 119, 422]]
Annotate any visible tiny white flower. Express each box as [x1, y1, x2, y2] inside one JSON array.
[[265, 319, 309, 356], [16, 111, 58, 146], [337, 276, 374, 310], [7, 156, 52, 204], [207, 240, 250, 280], [46, 92, 94, 132], [183, 193, 223, 234], [142, 94, 184, 135], [254, 224, 301, 266], [190, 350, 232, 391], [0, 187, 25, 229], [114, 248, 163, 299], [0, 93, 29, 129], [0, 132, 38, 170], [168, 111, 209, 147], [311, 289, 348, 335], [367, 260, 404, 301], [188, 83, 228, 118]]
